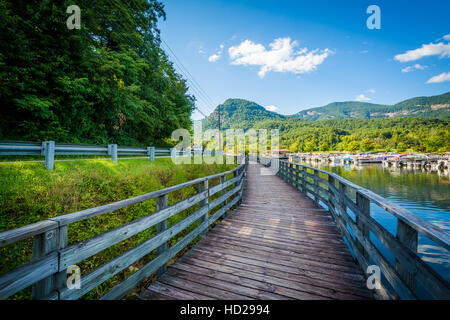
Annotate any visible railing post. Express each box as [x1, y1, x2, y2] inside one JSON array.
[[288, 163, 293, 185], [313, 170, 319, 206], [43, 141, 55, 170], [108, 144, 118, 164], [55, 225, 68, 298], [156, 194, 168, 276], [286, 162, 290, 183], [147, 147, 155, 162], [338, 182, 347, 217], [198, 180, 209, 237], [221, 175, 228, 218], [301, 166, 306, 193], [356, 192, 370, 260], [32, 227, 58, 299], [328, 175, 335, 212], [295, 165, 300, 191], [395, 219, 418, 298]]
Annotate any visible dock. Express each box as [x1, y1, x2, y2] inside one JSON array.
[[140, 164, 372, 300]]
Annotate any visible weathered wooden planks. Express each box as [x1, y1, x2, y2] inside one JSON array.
[[141, 163, 374, 300]]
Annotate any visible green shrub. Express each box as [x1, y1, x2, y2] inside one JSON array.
[[0, 158, 235, 299]]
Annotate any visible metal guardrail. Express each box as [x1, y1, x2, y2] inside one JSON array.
[[265, 158, 450, 300], [0, 141, 175, 170], [0, 159, 247, 300]]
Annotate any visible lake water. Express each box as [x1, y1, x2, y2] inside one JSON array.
[[298, 161, 449, 298]]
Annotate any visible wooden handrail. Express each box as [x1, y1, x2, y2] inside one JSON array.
[[0, 159, 247, 300], [270, 158, 450, 300]]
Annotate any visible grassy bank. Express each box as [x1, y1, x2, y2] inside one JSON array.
[[0, 158, 236, 299]]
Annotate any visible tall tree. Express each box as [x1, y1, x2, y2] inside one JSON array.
[[0, 0, 194, 145]]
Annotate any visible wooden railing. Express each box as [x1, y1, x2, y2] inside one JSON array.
[[272, 159, 449, 300], [0, 160, 247, 300]]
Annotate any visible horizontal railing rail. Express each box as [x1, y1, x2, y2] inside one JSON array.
[[260, 157, 449, 300], [0, 159, 247, 300]]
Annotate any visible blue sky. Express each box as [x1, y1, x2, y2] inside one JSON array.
[[159, 0, 450, 120]]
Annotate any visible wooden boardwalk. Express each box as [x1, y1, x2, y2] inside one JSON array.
[[140, 163, 373, 300]]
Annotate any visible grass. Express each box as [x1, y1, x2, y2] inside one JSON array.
[[0, 158, 237, 299]]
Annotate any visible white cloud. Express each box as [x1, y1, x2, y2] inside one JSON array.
[[394, 38, 450, 62], [265, 105, 278, 112], [401, 64, 427, 73], [208, 54, 220, 62], [228, 38, 332, 78], [426, 72, 450, 84], [354, 94, 371, 102], [360, 50, 369, 54], [367, 88, 376, 93], [208, 44, 224, 62]]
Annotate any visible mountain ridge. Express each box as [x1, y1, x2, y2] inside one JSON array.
[[202, 92, 450, 129]]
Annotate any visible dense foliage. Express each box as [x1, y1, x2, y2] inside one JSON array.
[[204, 98, 450, 153], [0, 0, 194, 145], [255, 118, 450, 153]]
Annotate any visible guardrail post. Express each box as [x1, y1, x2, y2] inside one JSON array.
[[395, 220, 418, 298], [43, 141, 55, 170], [147, 147, 155, 162], [356, 192, 370, 260], [108, 144, 118, 164], [198, 180, 209, 236], [156, 194, 168, 276], [32, 227, 58, 299]]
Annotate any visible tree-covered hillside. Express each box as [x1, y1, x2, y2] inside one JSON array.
[[203, 97, 449, 153], [294, 92, 450, 120], [0, 0, 194, 146], [255, 118, 450, 153], [202, 98, 284, 130]]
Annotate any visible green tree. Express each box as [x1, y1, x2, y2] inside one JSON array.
[[0, 0, 194, 145], [347, 141, 360, 152], [360, 138, 375, 152], [319, 142, 329, 151], [304, 141, 315, 152]]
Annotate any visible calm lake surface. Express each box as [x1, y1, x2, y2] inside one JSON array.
[[298, 161, 450, 296]]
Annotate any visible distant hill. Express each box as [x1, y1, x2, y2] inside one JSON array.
[[202, 93, 450, 130], [202, 98, 285, 130], [293, 92, 450, 120], [200, 95, 449, 153]]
